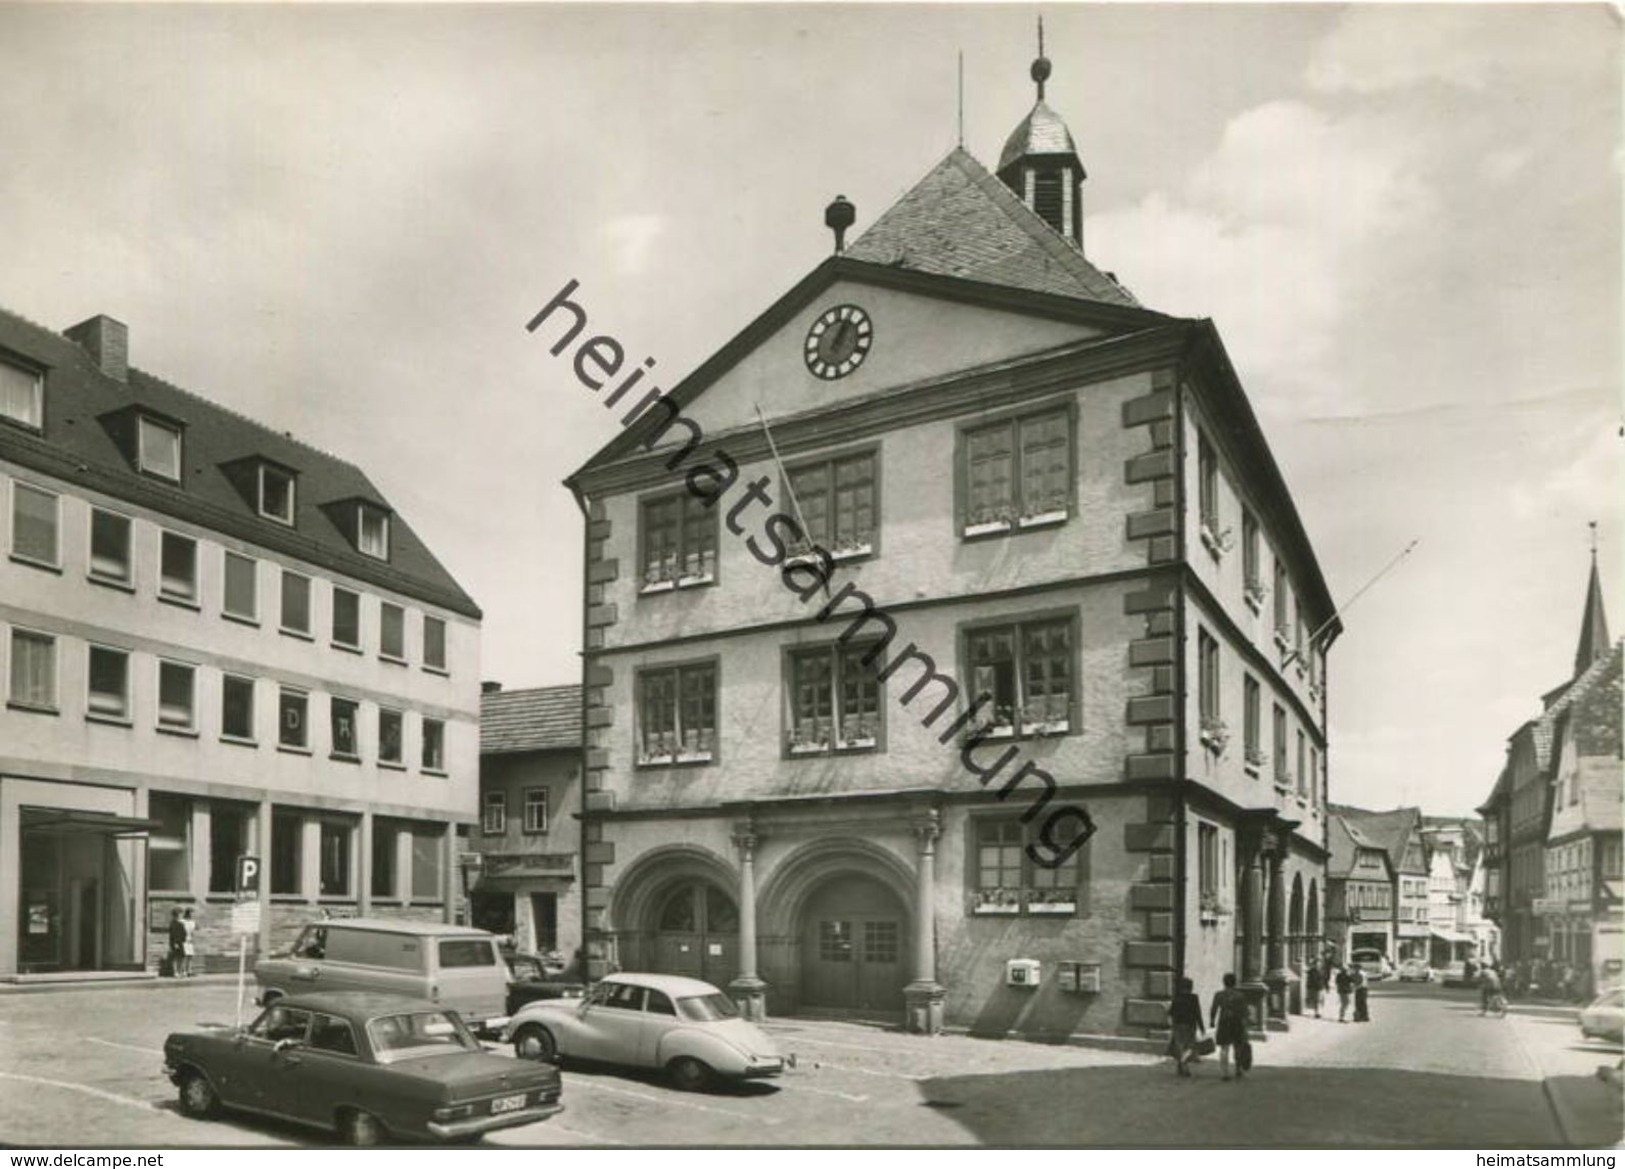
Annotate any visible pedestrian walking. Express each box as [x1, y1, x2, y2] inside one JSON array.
[[1479, 964, 1505, 1016], [1352, 966, 1371, 1023], [1209, 973, 1253, 1081], [1305, 963, 1324, 1018], [1165, 977, 1207, 1078], [180, 907, 197, 977], [1334, 963, 1353, 1022], [166, 908, 186, 978]]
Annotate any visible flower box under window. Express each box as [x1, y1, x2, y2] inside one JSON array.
[[1244, 748, 1268, 773], [1200, 717, 1229, 754], [1244, 579, 1267, 612]]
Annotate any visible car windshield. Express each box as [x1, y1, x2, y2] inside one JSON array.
[[676, 993, 740, 1023], [508, 957, 543, 981], [366, 1010, 480, 1063]]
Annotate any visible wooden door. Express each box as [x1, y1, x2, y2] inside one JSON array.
[[651, 882, 738, 987], [800, 875, 906, 1011]]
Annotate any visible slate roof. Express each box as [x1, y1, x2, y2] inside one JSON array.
[[1328, 804, 1426, 875], [1532, 641, 1621, 772], [1548, 643, 1622, 835], [1327, 814, 1389, 880], [997, 101, 1081, 172], [843, 148, 1140, 308], [0, 306, 479, 618], [480, 684, 582, 755], [1573, 556, 1611, 678]]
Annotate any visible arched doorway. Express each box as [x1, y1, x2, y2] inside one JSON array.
[[799, 874, 908, 1012], [651, 880, 739, 988]]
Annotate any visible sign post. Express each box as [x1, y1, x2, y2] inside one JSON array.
[[232, 855, 261, 1029]]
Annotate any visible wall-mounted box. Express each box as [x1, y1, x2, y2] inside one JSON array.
[[1056, 961, 1101, 993], [1006, 958, 1042, 988]]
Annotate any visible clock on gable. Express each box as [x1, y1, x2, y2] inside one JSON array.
[[803, 304, 873, 380]]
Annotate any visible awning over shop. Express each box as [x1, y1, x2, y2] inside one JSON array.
[[1429, 928, 1471, 944], [20, 807, 162, 837]]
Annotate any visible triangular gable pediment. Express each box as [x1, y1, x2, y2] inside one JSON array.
[[567, 255, 1168, 481]]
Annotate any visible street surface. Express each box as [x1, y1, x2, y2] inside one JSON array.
[[0, 979, 1618, 1147]]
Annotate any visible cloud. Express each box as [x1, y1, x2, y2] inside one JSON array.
[[1303, 6, 1617, 96], [1089, 100, 1436, 415], [603, 214, 666, 276]]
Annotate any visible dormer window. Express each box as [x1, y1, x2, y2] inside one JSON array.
[[138, 415, 182, 481], [258, 463, 296, 525], [357, 504, 390, 560], [0, 358, 43, 430]]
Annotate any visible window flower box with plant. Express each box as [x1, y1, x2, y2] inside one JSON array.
[[1244, 748, 1268, 775], [1244, 577, 1267, 612], [1199, 717, 1229, 755], [1199, 890, 1232, 923]]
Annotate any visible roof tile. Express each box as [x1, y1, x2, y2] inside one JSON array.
[[480, 684, 582, 754], [844, 149, 1139, 309]]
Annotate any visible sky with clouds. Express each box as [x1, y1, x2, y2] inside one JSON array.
[[0, 3, 1617, 817]]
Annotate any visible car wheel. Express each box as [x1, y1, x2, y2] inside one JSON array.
[[513, 1024, 558, 1064], [668, 1057, 713, 1093], [339, 1108, 385, 1148], [177, 1070, 220, 1119]]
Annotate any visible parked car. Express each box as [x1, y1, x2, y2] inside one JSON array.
[[504, 951, 584, 1016], [255, 918, 511, 1036], [164, 992, 563, 1145], [1396, 958, 1434, 982], [504, 972, 791, 1091], [1579, 987, 1625, 1043], [1439, 961, 1473, 988], [1349, 949, 1394, 981]]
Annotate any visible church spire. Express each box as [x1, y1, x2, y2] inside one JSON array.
[[996, 20, 1087, 250], [1574, 522, 1611, 678]]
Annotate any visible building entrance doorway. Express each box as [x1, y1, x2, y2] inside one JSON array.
[[650, 881, 738, 987], [17, 823, 109, 972], [800, 874, 907, 1012]]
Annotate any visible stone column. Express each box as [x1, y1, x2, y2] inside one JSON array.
[[1265, 850, 1293, 1025], [256, 800, 274, 957], [728, 827, 768, 1020], [903, 810, 946, 1035], [1237, 825, 1268, 1031], [357, 810, 373, 916]]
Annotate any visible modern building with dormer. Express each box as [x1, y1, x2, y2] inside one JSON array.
[[0, 307, 480, 978], [552, 48, 1338, 1038]]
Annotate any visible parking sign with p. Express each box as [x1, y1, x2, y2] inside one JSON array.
[[236, 855, 260, 899]]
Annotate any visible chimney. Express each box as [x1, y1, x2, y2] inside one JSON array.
[[65, 315, 129, 382], [481, 681, 503, 695]]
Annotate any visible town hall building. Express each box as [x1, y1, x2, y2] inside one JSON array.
[[551, 46, 1338, 1037]]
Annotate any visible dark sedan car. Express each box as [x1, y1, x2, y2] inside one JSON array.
[[164, 991, 562, 1145], [504, 952, 585, 1016]]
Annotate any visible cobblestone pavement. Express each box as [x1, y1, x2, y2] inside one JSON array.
[[0, 977, 1618, 1147]]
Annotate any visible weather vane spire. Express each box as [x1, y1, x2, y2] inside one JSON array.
[[1031, 15, 1051, 101], [1590, 520, 1599, 561]]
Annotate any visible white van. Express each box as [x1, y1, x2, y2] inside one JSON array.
[[254, 918, 510, 1035]]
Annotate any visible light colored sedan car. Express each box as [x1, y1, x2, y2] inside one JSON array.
[[1579, 987, 1624, 1043], [504, 973, 790, 1091], [1396, 958, 1434, 982]]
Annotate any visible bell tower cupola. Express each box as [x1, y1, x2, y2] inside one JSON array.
[[997, 18, 1087, 250]]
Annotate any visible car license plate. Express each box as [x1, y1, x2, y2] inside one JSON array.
[[490, 1093, 527, 1115]]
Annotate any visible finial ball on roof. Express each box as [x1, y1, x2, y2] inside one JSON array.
[[1031, 56, 1052, 86], [825, 195, 856, 255], [825, 195, 855, 232]]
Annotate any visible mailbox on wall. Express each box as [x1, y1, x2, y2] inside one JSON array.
[[1005, 958, 1042, 988], [1056, 961, 1101, 993]]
